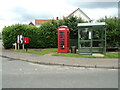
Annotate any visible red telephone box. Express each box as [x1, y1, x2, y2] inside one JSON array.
[[58, 26, 70, 53], [24, 37, 30, 44]]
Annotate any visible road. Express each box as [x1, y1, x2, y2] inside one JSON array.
[[1, 57, 118, 88]]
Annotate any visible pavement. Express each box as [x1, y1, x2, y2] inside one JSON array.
[[0, 48, 119, 69]]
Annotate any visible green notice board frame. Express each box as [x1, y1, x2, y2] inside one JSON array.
[[77, 22, 106, 55]]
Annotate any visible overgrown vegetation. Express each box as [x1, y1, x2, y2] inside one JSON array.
[[98, 17, 120, 48]]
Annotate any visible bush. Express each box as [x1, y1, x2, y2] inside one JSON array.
[[2, 23, 58, 49], [58, 16, 86, 39], [2, 24, 39, 49], [38, 22, 57, 48], [98, 17, 120, 48]]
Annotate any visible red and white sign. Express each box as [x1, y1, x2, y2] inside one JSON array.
[[24, 37, 30, 44], [17, 35, 24, 44]]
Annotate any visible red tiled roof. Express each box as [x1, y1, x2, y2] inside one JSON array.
[[35, 19, 52, 25], [29, 22, 34, 26]]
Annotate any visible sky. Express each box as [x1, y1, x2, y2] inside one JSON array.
[[0, 0, 119, 32]]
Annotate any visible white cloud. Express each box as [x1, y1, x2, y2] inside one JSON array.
[[69, 0, 119, 2], [0, 0, 118, 32], [83, 7, 118, 20]]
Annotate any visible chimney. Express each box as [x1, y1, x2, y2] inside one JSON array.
[[56, 17, 59, 20]]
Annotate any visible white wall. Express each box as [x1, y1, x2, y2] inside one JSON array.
[[72, 10, 90, 22]]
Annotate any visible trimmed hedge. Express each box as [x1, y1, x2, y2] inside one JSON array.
[[2, 23, 57, 49], [2, 24, 37, 49], [38, 22, 57, 48]]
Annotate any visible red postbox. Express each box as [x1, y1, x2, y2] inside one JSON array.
[[24, 37, 30, 44], [58, 26, 70, 53]]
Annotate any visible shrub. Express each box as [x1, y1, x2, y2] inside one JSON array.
[[2, 23, 58, 49], [39, 22, 57, 48], [2, 24, 39, 49], [98, 17, 120, 48], [58, 16, 86, 39]]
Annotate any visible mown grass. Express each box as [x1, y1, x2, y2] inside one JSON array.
[[13, 48, 57, 55], [13, 48, 119, 58], [52, 52, 119, 58]]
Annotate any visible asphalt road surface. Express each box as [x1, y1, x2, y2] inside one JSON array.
[[1, 56, 118, 88]]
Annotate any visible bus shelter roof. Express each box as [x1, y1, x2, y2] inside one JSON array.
[[77, 22, 106, 27]]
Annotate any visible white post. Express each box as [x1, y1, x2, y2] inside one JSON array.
[[18, 43, 19, 50], [13, 43, 17, 50], [89, 31, 92, 39], [15, 44, 17, 50], [23, 44, 24, 50], [15, 43, 17, 50]]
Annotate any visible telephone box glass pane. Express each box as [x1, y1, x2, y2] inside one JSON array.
[[60, 32, 65, 50]]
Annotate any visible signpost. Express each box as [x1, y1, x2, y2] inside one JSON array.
[[17, 35, 24, 50], [16, 35, 30, 51], [13, 43, 17, 50]]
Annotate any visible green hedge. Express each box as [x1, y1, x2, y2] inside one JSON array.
[[2, 23, 58, 49], [38, 22, 57, 48], [2, 24, 37, 49]]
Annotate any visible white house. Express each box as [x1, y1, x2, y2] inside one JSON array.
[[67, 8, 91, 22], [35, 8, 91, 26]]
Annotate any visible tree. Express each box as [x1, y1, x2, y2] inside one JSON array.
[[58, 16, 86, 39], [98, 17, 120, 47]]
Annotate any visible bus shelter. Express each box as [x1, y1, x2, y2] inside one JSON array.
[[77, 22, 106, 55]]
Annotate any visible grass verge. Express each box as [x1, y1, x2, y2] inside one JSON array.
[[52, 52, 119, 58], [12, 48, 119, 58], [13, 48, 57, 55]]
